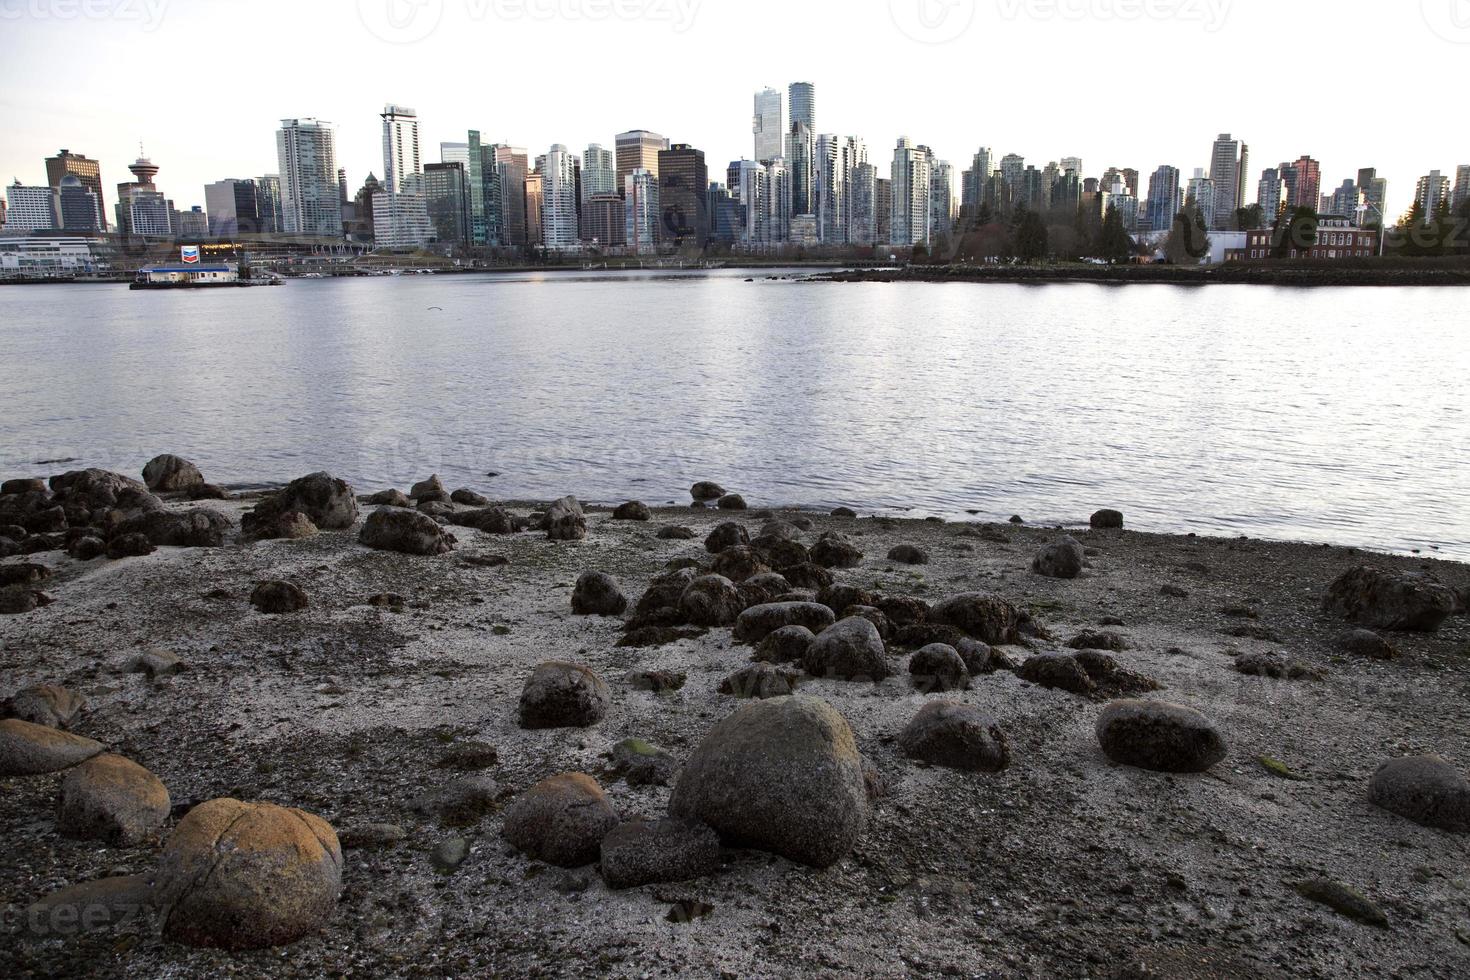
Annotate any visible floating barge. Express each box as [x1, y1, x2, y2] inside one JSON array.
[[130, 260, 280, 290]]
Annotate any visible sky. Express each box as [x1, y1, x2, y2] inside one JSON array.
[[1, 0, 1466, 221]]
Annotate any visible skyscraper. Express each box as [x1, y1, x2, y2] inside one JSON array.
[[849, 162, 878, 246], [929, 160, 956, 239], [524, 171, 544, 247], [375, 104, 432, 248], [439, 142, 470, 167], [814, 134, 844, 244], [753, 88, 784, 164], [582, 144, 616, 199], [615, 130, 669, 192], [424, 162, 471, 246], [764, 157, 792, 244], [890, 138, 931, 247], [4, 181, 58, 233], [657, 143, 708, 248], [1281, 156, 1321, 213], [1145, 165, 1181, 233], [1186, 169, 1216, 223], [466, 131, 502, 247], [1416, 170, 1451, 220], [1257, 168, 1283, 223], [1328, 179, 1360, 219], [999, 154, 1026, 208], [495, 146, 529, 246], [45, 149, 107, 231], [204, 178, 262, 235], [257, 175, 282, 234], [276, 118, 342, 237], [624, 168, 659, 254], [55, 175, 103, 232], [115, 155, 172, 237], [1209, 134, 1246, 229], [728, 159, 765, 245], [788, 82, 815, 134], [1453, 165, 1470, 213], [541, 145, 580, 250], [1355, 168, 1387, 227], [786, 123, 815, 217]]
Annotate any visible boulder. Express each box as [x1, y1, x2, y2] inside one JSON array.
[[243, 472, 358, 535], [452, 507, 516, 534], [669, 696, 869, 868], [780, 562, 835, 591], [811, 533, 863, 569], [0, 562, 51, 587], [0, 718, 104, 776], [142, 455, 205, 492], [24, 506, 67, 534], [359, 507, 454, 556], [929, 593, 1028, 645], [1033, 536, 1086, 579], [1020, 653, 1096, 695], [3, 684, 86, 729], [1090, 509, 1125, 530], [629, 567, 697, 626], [758, 520, 802, 542], [418, 500, 455, 520], [106, 533, 155, 559], [187, 484, 230, 501], [409, 475, 448, 502], [1335, 629, 1400, 661], [451, 488, 490, 507], [57, 754, 171, 845], [501, 773, 619, 868], [843, 604, 894, 641], [611, 738, 677, 787], [613, 500, 652, 521], [736, 572, 793, 610], [657, 524, 696, 541], [243, 509, 318, 542], [1068, 630, 1129, 652], [0, 586, 44, 615], [817, 584, 875, 616], [679, 575, 743, 627], [752, 536, 810, 570], [719, 663, 802, 700], [710, 545, 770, 583], [367, 489, 411, 508], [1096, 700, 1227, 773], [717, 494, 748, 511], [119, 509, 233, 548], [831, 507, 857, 519], [544, 495, 588, 541], [67, 535, 106, 561], [430, 775, 501, 828], [518, 663, 611, 729], [250, 581, 308, 614], [691, 482, 727, 503], [734, 602, 837, 644], [128, 648, 184, 678], [908, 644, 971, 693], [2, 477, 47, 495], [803, 617, 891, 682], [155, 799, 341, 950], [887, 544, 929, 565], [899, 701, 1010, 773], [1367, 756, 1470, 833], [956, 638, 1003, 675], [571, 571, 628, 616], [601, 819, 721, 889], [754, 625, 817, 665], [1322, 565, 1458, 633], [50, 469, 148, 511], [705, 521, 750, 554]]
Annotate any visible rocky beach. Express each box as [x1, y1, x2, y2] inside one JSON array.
[[2, 461, 1469, 979]]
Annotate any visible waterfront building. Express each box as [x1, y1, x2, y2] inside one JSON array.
[[875, 177, 892, 244], [1000, 153, 1026, 206], [849, 161, 878, 246], [1209, 134, 1247, 229], [930, 160, 956, 239], [787, 122, 815, 217], [615, 130, 668, 191], [45, 149, 107, 231], [377, 104, 432, 248], [1454, 165, 1470, 213], [788, 82, 815, 135], [173, 206, 209, 237], [1355, 168, 1387, 227], [541, 145, 580, 250], [56, 175, 104, 232], [890, 137, 931, 247], [204, 178, 262, 236], [0, 234, 102, 277], [1328, 179, 1360, 220], [753, 87, 784, 164], [657, 143, 708, 247], [624, 167, 659, 254], [790, 213, 819, 248], [1145, 165, 1182, 233], [115, 156, 173, 237], [1186, 169, 1216, 225], [729, 159, 765, 245], [1280, 156, 1321, 213], [256, 175, 282, 233], [466, 131, 502, 247], [1257, 168, 1284, 223], [1229, 215, 1378, 261], [707, 183, 743, 246], [582, 144, 616, 199], [764, 157, 792, 244], [524, 171, 544, 247], [1416, 170, 1452, 219], [3, 182, 58, 233], [496, 149, 529, 246], [582, 193, 626, 248], [424, 161, 471, 247], [276, 118, 342, 237]]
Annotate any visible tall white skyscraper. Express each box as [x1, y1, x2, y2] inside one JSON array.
[[1209, 134, 1247, 230], [582, 144, 616, 200], [440, 142, 470, 167], [275, 118, 342, 236], [542, 144, 580, 250], [788, 82, 815, 134], [753, 88, 784, 164], [624, 168, 659, 254], [890, 138, 931, 247], [765, 157, 792, 244], [375, 104, 432, 247], [930, 160, 956, 238], [1453, 165, 1470, 213]]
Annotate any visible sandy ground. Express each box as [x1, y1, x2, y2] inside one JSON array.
[[2, 491, 1469, 979]]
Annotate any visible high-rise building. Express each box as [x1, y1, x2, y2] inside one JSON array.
[[345, 173, 379, 241], [541, 144, 580, 250], [1281, 156, 1321, 212], [375, 104, 432, 248], [729, 159, 765, 245], [45, 149, 107, 231], [849, 162, 878, 246], [1059, 157, 1084, 180], [1355, 168, 1387, 227], [890, 138, 931, 247], [999, 154, 1026, 208], [1186, 169, 1216, 224], [615, 130, 669, 192], [1209, 134, 1246, 230], [753, 88, 784, 164], [4, 181, 59, 233], [495, 147, 529, 246], [582, 194, 625, 247], [523, 171, 544, 247], [929, 160, 956, 239], [875, 178, 892, 245], [424, 162, 471, 246], [55, 175, 103, 232], [657, 143, 708, 248], [814, 135, 844, 244], [1257, 168, 1283, 223], [582, 144, 616, 199], [466, 131, 502, 247], [624, 168, 659, 254], [1145, 165, 1181, 233], [786, 123, 815, 217], [204, 178, 262, 236], [1452, 165, 1470, 214], [439, 142, 470, 167], [174, 206, 209, 237], [1328, 179, 1360, 219], [707, 182, 742, 247], [1416, 170, 1452, 220], [115, 156, 173, 237], [276, 118, 342, 237], [963, 147, 994, 219], [764, 157, 792, 244], [256, 175, 282, 234], [788, 82, 815, 134]]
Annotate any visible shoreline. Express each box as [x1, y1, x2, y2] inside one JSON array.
[[820, 261, 1470, 288]]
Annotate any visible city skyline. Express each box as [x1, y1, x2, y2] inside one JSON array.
[[2, 0, 1466, 224]]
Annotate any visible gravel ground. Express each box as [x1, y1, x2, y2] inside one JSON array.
[[2, 493, 1469, 979]]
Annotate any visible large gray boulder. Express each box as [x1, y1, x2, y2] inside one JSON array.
[[243, 472, 358, 536], [1368, 756, 1470, 833], [0, 718, 104, 776], [118, 509, 233, 548], [679, 575, 743, 627], [803, 617, 891, 682], [601, 819, 721, 889], [502, 773, 619, 868], [705, 521, 749, 555], [908, 644, 971, 693], [734, 602, 837, 644], [155, 799, 342, 950], [518, 663, 611, 729], [899, 701, 1010, 773], [50, 469, 148, 511], [810, 533, 864, 569], [142, 455, 205, 492], [669, 696, 869, 868], [572, 571, 628, 616], [57, 754, 171, 845], [929, 593, 1028, 645], [1096, 700, 1227, 773], [544, 495, 587, 541], [359, 508, 455, 556], [754, 625, 818, 664], [1323, 565, 1458, 633], [1032, 536, 1086, 579]]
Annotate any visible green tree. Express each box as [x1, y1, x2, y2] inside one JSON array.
[[1271, 207, 1318, 259], [1012, 208, 1049, 263], [1098, 204, 1132, 264], [1233, 204, 1264, 230]]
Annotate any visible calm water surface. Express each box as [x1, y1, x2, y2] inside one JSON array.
[[1, 270, 1465, 559]]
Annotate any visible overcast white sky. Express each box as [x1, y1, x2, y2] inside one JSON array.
[[1, 0, 1465, 220]]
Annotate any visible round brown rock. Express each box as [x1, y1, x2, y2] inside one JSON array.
[[156, 799, 342, 950], [518, 662, 611, 729], [501, 773, 619, 868], [734, 602, 837, 644], [0, 718, 104, 776], [57, 754, 171, 845], [803, 617, 891, 682], [679, 575, 743, 627], [250, 581, 308, 614], [899, 701, 1010, 772]]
